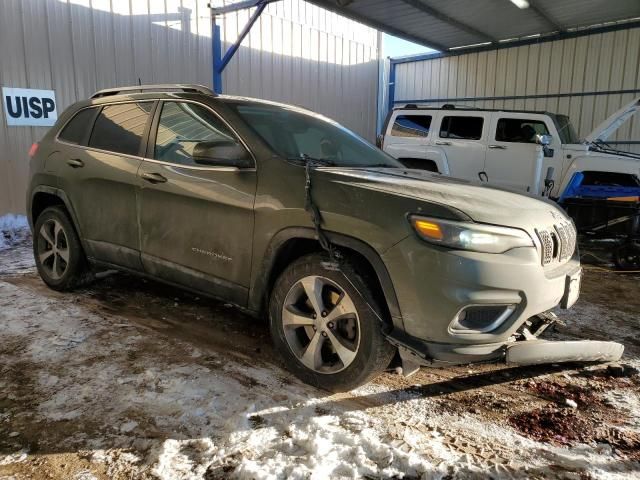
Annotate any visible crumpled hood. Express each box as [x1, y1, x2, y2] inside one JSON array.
[[324, 167, 569, 231]]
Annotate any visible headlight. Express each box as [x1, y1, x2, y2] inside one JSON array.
[[409, 216, 534, 254]]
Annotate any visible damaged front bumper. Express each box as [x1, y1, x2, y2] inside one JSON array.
[[505, 339, 624, 366], [388, 312, 625, 376]]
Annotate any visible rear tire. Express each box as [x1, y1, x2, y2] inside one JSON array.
[[269, 253, 396, 392], [33, 206, 91, 291]]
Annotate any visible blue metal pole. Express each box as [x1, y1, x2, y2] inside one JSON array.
[[212, 20, 223, 94], [388, 61, 396, 111], [218, 1, 268, 73]]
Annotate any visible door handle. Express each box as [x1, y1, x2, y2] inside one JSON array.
[[141, 172, 168, 184], [67, 158, 84, 168], [435, 141, 451, 146], [488, 145, 507, 149]]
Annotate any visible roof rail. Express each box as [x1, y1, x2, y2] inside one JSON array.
[[91, 84, 215, 99]]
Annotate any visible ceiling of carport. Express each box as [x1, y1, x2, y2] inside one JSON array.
[[306, 0, 640, 52]]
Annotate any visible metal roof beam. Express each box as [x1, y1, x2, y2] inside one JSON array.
[[527, 0, 565, 32], [308, 0, 448, 51], [399, 0, 496, 43], [209, 0, 277, 15]]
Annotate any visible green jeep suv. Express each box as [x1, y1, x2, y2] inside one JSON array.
[[27, 85, 622, 391]]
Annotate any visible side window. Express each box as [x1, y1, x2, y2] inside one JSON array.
[[58, 108, 98, 145], [153, 102, 242, 166], [89, 102, 153, 156], [391, 114, 432, 138], [496, 118, 549, 143], [439, 116, 484, 140]]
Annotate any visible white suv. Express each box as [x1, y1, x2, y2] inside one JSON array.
[[380, 98, 640, 199]]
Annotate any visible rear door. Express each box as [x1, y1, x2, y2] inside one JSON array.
[[138, 100, 257, 305], [484, 113, 561, 193], [434, 113, 489, 181], [56, 101, 155, 270]]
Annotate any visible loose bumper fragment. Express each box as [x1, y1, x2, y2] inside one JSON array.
[[506, 340, 624, 366]]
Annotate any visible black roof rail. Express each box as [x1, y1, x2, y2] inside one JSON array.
[[91, 84, 215, 99]]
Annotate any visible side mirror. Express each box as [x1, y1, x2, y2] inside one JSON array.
[[375, 134, 384, 149], [192, 141, 253, 168], [535, 134, 554, 157], [535, 134, 552, 146]]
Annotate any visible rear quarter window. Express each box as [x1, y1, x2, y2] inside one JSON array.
[[58, 108, 98, 145], [390, 114, 432, 137]]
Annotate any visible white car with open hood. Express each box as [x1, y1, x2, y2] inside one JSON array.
[[380, 97, 640, 199]]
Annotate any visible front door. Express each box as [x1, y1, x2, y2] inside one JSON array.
[[433, 113, 489, 181], [57, 101, 155, 270], [484, 114, 561, 193], [138, 100, 257, 306]]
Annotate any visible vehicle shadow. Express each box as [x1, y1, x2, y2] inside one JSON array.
[[259, 363, 577, 421]]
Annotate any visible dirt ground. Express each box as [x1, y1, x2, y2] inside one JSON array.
[[1, 238, 639, 479]]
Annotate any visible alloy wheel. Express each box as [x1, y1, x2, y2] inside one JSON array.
[[37, 219, 70, 280], [281, 275, 360, 374]]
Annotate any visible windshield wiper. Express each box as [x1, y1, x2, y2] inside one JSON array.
[[288, 153, 336, 167]]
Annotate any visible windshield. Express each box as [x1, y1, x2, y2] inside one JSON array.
[[225, 100, 402, 168], [549, 114, 580, 144]]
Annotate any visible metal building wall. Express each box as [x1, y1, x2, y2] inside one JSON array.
[[0, 0, 379, 215], [391, 27, 640, 153], [217, 1, 379, 140]]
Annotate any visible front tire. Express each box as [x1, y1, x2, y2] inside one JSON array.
[[269, 253, 395, 391], [33, 206, 90, 291]]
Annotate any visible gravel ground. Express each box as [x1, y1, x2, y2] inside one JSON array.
[[1, 229, 639, 479]]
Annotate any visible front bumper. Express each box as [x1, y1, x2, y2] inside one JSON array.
[[381, 235, 600, 365], [383, 235, 581, 345]]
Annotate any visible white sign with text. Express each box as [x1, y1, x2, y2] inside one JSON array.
[[2, 87, 58, 127]]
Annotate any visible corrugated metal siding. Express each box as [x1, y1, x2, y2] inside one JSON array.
[[218, 0, 379, 140], [393, 28, 640, 154], [0, 0, 379, 215]]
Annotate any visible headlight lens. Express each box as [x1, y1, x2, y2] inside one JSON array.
[[410, 216, 534, 253]]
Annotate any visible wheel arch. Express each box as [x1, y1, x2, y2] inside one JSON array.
[[250, 227, 404, 329], [29, 187, 86, 249]]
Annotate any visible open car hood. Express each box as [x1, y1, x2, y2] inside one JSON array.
[[584, 96, 640, 143]]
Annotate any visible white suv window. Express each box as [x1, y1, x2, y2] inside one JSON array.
[[439, 116, 483, 140], [495, 118, 549, 143], [390, 114, 432, 138]]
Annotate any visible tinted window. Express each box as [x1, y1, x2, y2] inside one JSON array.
[[153, 102, 240, 166], [496, 118, 549, 143], [439, 116, 483, 140], [58, 108, 97, 145], [391, 115, 432, 137], [88, 102, 153, 156]]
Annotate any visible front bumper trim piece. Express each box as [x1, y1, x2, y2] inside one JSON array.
[[506, 340, 624, 366]]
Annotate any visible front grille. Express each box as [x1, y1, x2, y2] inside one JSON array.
[[536, 221, 576, 266]]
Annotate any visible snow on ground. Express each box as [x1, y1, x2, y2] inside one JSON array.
[[1, 238, 639, 479], [0, 214, 29, 252]]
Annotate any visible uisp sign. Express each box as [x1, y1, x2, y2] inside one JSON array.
[[2, 87, 58, 127]]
